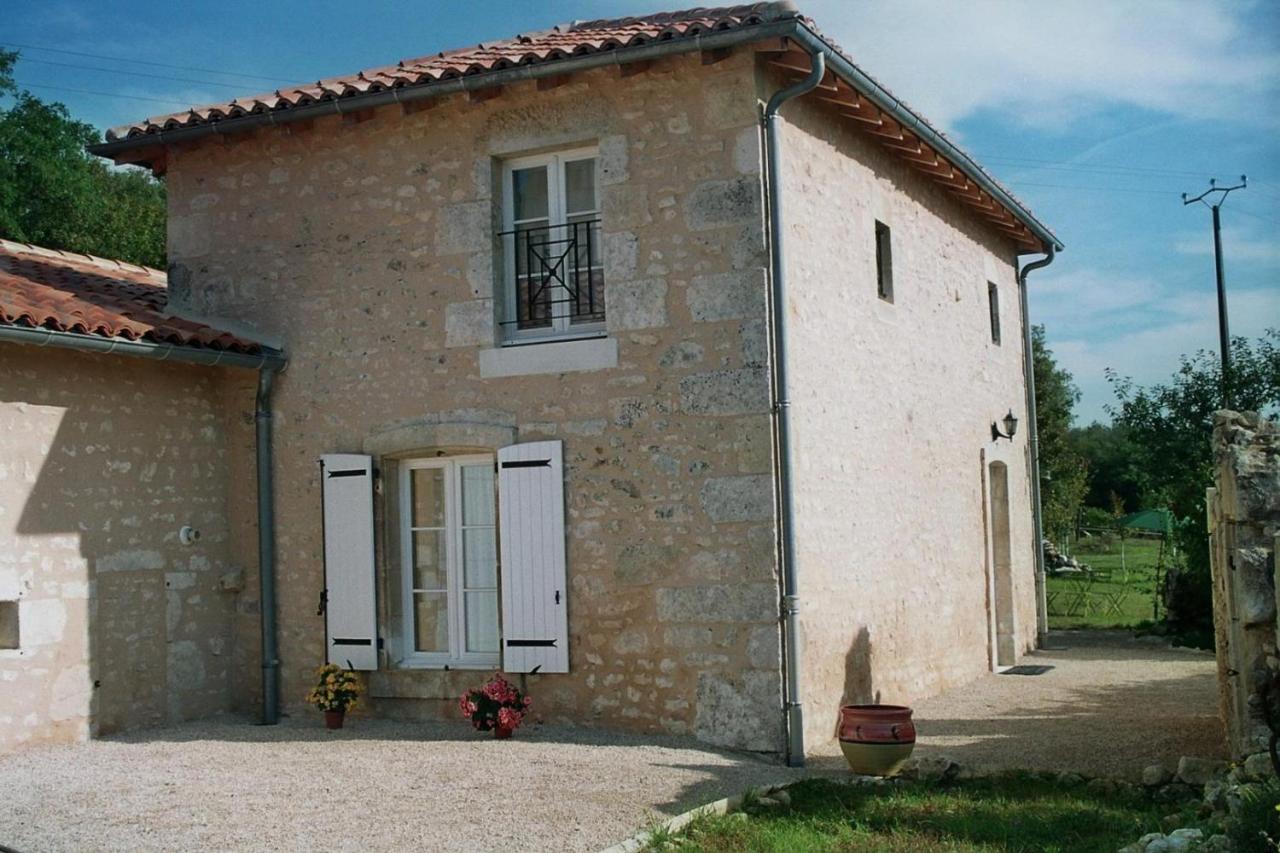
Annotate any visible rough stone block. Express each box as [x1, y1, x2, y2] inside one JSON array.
[[685, 176, 761, 231], [615, 542, 675, 586], [607, 278, 668, 331], [700, 475, 772, 523], [1176, 756, 1228, 786], [598, 134, 629, 186], [679, 368, 769, 416], [687, 269, 766, 322], [603, 231, 639, 281], [656, 583, 775, 622], [1234, 546, 1277, 626], [694, 670, 781, 752], [435, 200, 491, 254], [658, 341, 704, 369], [444, 299, 494, 348]]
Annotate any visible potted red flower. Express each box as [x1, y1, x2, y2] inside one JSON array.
[[460, 673, 532, 739]]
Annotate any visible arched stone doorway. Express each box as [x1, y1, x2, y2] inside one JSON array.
[[988, 460, 1016, 667]]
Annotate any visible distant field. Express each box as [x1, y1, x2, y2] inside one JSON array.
[[1046, 535, 1169, 629]]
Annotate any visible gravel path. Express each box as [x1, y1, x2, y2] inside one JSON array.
[[811, 629, 1227, 780], [0, 718, 799, 853]]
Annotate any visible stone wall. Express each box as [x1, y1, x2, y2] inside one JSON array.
[[1208, 411, 1280, 757], [0, 345, 244, 753], [163, 50, 786, 752], [770, 70, 1040, 754]]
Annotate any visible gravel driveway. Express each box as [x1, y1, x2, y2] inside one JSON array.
[[0, 717, 799, 853], [810, 629, 1226, 780]]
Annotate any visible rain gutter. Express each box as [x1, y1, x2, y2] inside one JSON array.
[[0, 324, 287, 722], [763, 50, 826, 769], [1017, 247, 1057, 647]]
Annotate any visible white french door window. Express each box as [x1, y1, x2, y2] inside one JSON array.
[[501, 147, 603, 343], [399, 456, 499, 668]]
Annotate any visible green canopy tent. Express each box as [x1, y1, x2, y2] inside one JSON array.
[[1115, 508, 1174, 537], [1114, 508, 1175, 620]]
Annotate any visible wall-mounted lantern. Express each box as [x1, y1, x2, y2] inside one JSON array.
[[991, 409, 1019, 442]]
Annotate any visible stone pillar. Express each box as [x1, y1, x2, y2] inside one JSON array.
[[1208, 411, 1280, 758]]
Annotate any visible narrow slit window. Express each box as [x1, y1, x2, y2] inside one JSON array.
[[0, 601, 18, 650], [988, 282, 1001, 345], [875, 220, 893, 302]]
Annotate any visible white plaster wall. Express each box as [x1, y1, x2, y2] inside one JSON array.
[[773, 82, 1040, 755]]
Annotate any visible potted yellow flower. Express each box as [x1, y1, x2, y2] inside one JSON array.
[[306, 663, 363, 729]]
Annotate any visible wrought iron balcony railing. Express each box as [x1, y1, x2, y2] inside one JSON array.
[[498, 219, 604, 337]]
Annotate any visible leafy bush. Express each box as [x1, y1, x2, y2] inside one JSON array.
[[1228, 779, 1280, 853]]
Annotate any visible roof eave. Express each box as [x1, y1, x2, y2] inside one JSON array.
[[88, 16, 1059, 254], [0, 323, 287, 371]]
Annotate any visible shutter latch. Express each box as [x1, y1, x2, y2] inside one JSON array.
[[317, 588, 328, 616], [555, 590, 561, 605]]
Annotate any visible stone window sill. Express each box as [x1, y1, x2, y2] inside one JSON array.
[[478, 336, 618, 378]]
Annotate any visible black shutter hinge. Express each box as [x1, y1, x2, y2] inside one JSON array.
[[555, 590, 561, 605], [317, 588, 328, 616]]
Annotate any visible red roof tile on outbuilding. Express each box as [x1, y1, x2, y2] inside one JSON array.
[[0, 240, 269, 355]]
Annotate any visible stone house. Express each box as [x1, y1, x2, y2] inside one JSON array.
[[2, 2, 1061, 762]]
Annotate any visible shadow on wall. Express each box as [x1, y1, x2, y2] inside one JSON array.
[[832, 625, 880, 736], [5, 349, 240, 745]]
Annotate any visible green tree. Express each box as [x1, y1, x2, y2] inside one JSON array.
[[1107, 329, 1280, 628], [0, 50, 165, 267], [1032, 325, 1089, 541], [1069, 422, 1147, 513]]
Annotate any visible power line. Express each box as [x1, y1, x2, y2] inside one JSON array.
[[17, 56, 269, 92], [13, 81, 191, 108], [975, 153, 1216, 180], [1008, 181, 1183, 197], [0, 41, 291, 85]]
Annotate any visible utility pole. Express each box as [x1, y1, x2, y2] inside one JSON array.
[[1182, 176, 1247, 410]]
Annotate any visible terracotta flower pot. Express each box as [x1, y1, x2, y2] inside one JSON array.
[[324, 710, 345, 730], [838, 704, 915, 776], [494, 724, 513, 740]]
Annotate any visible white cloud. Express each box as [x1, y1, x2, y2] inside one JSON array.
[[1030, 266, 1279, 422], [805, 0, 1280, 131], [1173, 223, 1280, 266]]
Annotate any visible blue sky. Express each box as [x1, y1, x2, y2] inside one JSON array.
[[7, 0, 1278, 423]]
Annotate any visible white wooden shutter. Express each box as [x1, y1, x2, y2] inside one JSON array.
[[497, 440, 569, 673], [320, 454, 378, 670]]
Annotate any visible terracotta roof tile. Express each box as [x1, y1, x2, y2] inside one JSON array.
[[91, 1, 1058, 250], [105, 3, 789, 141], [0, 240, 269, 355]]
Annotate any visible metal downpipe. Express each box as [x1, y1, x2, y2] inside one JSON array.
[[1017, 246, 1056, 647], [764, 50, 825, 769], [256, 366, 282, 724]]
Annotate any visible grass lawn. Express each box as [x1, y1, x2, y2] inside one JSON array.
[[653, 775, 1175, 852], [1046, 536, 1168, 630]]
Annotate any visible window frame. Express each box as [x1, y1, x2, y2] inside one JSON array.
[[874, 220, 893, 303], [397, 454, 500, 669], [500, 146, 603, 345], [988, 281, 1002, 345]]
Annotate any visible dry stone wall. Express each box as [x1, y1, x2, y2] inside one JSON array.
[[1208, 410, 1280, 757]]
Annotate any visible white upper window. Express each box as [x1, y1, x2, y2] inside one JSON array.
[[500, 148, 603, 344], [398, 456, 499, 668]]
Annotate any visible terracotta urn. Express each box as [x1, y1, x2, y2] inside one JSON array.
[[494, 724, 513, 740], [324, 710, 345, 730], [838, 704, 916, 776]]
